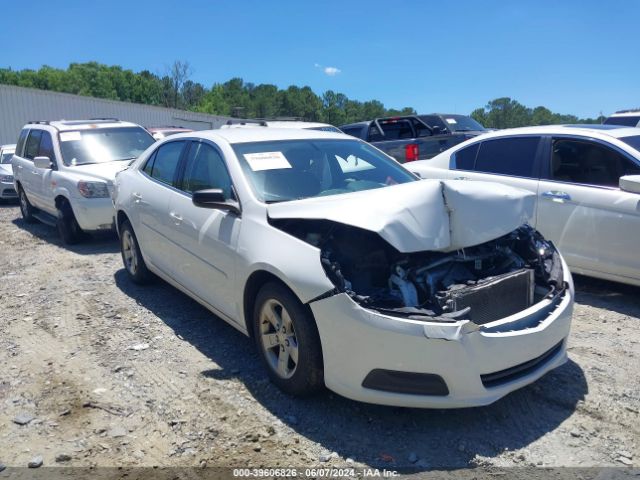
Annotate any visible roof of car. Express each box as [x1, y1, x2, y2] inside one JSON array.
[[222, 120, 336, 130], [25, 119, 143, 131], [169, 127, 351, 144], [472, 124, 640, 140], [608, 110, 640, 117]]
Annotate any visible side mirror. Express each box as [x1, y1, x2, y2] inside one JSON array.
[[619, 175, 640, 194], [34, 156, 52, 169], [192, 188, 241, 215], [431, 126, 441, 134]]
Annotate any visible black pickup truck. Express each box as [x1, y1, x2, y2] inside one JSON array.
[[340, 114, 487, 163]]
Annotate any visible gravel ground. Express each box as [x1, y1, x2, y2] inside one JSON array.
[[0, 202, 638, 471]]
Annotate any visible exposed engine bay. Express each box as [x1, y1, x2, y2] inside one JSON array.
[[271, 219, 566, 325]]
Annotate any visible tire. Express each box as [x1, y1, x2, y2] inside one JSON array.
[[56, 199, 84, 245], [120, 219, 152, 284], [18, 186, 37, 223], [253, 282, 324, 396]]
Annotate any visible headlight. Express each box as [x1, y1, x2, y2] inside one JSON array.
[[78, 181, 109, 198], [0, 175, 13, 182]]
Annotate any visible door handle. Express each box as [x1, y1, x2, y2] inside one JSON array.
[[132, 192, 143, 204], [169, 211, 183, 224], [454, 176, 470, 180], [542, 191, 571, 201]]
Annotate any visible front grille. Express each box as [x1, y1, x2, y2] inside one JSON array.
[[480, 340, 564, 389], [436, 268, 534, 325]]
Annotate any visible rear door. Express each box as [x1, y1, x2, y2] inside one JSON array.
[[164, 140, 241, 320], [537, 136, 640, 281], [21, 129, 44, 207], [444, 136, 544, 225], [135, 140, 188, 275]]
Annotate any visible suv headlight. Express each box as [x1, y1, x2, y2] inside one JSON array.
[[0, 174, 13, 182], [78, 181, 109, 198]]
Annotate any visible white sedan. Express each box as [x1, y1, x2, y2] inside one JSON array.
[[410, 125, 640, 287], [113, 128, 573, 408]]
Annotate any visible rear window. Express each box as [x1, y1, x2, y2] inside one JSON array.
[[604, 116, 640, 127], [452, 143, 480, 170], [474, 137, 541, 178]]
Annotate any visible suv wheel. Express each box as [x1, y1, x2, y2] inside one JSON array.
[[120, 220, 152, 284], [253, 282, 324, 396], [18, 186, 37, 223], [56, 199, 83, 245]]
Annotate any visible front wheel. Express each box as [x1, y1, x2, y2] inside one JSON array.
[[253, 282, 324, 396], [56, 200, 84, 245], [120, 220, 152, 284], [18, 186, 37, 223]]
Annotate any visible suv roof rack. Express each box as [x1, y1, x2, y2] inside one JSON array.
[[27, 120, 50, 125], [89, 117, 120, 122], [254, 117, 305, 122], [614, 109, 640, 114], [226, 119, 268, 127], [147, 125, 187, 129], [58, 119, 121, 126]]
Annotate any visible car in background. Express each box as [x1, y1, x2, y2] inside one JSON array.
[[113, 127, 573, 408], [410, 124, 640, 287], [147, 126, 194, 141], [0, 144, 17, 201], [222, 119, 342, 132], [340, 114, 486, 163], [12, 119, 155, 244], [604, 110, 640, 128]]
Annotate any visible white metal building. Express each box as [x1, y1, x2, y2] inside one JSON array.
[[0, 84, 235, 144]]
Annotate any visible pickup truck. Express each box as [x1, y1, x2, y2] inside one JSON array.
[[340, 114, 487, 163]]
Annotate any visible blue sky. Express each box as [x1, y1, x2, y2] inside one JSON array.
[[1, 0, 637, 118]]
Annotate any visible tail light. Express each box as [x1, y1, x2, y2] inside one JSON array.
[[404, 143, 419, 162]]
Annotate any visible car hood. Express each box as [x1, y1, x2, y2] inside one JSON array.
[[267, 180, 535, 253], [0, 164, 12, 175], [69, 161, 132, 182]]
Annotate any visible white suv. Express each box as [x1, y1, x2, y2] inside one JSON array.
[[12, 119, 155, 244]]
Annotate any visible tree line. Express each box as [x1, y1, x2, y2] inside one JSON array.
[[0, 61, 604, 127]]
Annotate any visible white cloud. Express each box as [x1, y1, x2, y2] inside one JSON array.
[[314, 63, 341, 76], [323, 66, 341, 76]]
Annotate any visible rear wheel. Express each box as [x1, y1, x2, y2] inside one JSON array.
[[18, 186, 36, 223], [56, 199, 84, 245], [253, 282, 324, 396], [120, 220, 152, 284]]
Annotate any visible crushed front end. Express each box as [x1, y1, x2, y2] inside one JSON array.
[[273, 218, 574, 408]]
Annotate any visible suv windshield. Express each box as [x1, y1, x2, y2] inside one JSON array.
[[621, 135, 640, 152], [1, 151, 14, 164], [59, 127, 154, 166], [604, 116, 640, 127], [233, 139, 416, 203]]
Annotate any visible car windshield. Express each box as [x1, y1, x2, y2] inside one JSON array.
[[232, 139, 416, 203], [1, 151, 14, 164], [59, 127, 154, 166], [441, 115, 486, 132], [620, 135, 640, 152]]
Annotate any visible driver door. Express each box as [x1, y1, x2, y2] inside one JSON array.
[[165, 141, 241, 320]]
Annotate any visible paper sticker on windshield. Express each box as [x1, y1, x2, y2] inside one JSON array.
[[60, 131, 82, 142], [244, 152, 292, 171], [445, 118, 458, 124]]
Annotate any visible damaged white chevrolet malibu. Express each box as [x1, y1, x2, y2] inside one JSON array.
[[113, 128, 574, 408]]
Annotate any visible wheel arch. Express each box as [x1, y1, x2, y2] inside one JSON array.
[[243, 270, 314, 339]]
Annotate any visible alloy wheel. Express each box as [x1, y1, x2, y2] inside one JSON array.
[[259, 299, 299, 379]]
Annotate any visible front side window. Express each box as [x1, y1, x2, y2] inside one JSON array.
[[24, 130, 43, 160], [548, 138, 640, 187], [38, 131, 56, 162], [181, 142, 233, 198], [59, 127, 154, 166], [474, 137, 541, 178], [620, 135, 640, 153], [232, 139, 416, 203], [143, 141, 185, 187]]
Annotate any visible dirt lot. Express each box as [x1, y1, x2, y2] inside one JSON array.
[[0, 201, 638, 471]]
